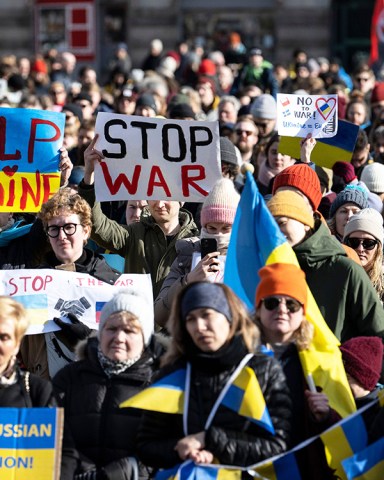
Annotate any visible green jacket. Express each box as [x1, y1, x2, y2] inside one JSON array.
[[78, 183, 199, 299], [294, 221, 384, 342]]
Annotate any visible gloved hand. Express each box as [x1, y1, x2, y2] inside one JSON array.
[[53, 313, 92, 348]]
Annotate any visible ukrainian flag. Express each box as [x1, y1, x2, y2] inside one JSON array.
[[278, 119, 359, 169], [15, 294, 48, 327], [321, 408, 369, 479], [120, 369, 186, 414], [221, 366, 275, 434], [155, 462, 242, 480], [223, 171, 355, 418], [342, 436, 384, 480]]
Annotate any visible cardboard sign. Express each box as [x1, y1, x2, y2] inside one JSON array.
[[0, 108, 65, 212], [0, 408, 63, 480], [0, 269, 153, 334], [94, 113, 222, 202], [277, 94, 338, 138]]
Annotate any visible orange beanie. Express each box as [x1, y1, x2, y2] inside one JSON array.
[[255, 263, 308, 312]]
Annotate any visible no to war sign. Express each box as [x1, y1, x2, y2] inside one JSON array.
[[0, 108, 65, 212], [277, 94, 338, 138], [0, 408, 63, 480], [94, 113, 222, 202], [0, 269, 153, 334]]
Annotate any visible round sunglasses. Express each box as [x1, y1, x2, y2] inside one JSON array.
[[262, 296, 303, 313], [345, 238, 378, 251]]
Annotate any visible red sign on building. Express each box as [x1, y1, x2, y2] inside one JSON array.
[[35, 0, 95, 61]]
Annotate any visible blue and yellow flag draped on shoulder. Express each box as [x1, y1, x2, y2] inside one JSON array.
[[223, 170, 355, 418]]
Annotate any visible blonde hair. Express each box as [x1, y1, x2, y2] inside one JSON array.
[[364, 243, 384, 299], [38, 188, 92, 231], [162, 282, 259, 367], [254, 312, 314, 351], [0, 297, 29, 344]]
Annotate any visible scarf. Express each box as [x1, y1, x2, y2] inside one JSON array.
[[97, 346, 141, 378], [0, 220, 33, 247]]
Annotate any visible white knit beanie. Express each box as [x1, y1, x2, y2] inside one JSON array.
[[98, 289, 154, 345], [200, 178, 240, 227], [360, 163, 384, 194], [343, 208, 384, 243]]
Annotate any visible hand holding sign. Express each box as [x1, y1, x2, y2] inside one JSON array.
[[300, 133, 317, 163], [83, 134, 104, 186]]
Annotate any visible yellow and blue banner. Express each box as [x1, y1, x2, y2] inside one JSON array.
[[221, 366, 275, 434], [250, 396, 382, 480], [155, 461, 242, 480], [278, 119, 360, 169], [120, 369, 186, 414], [320, 408, 369, 479], [0, 108, 64, 212], [0, 407, 63, 480], [223, 171, 355, 419], [342, 436, 384, 480]]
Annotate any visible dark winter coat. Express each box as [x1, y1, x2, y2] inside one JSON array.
[[137, 336, 292, 471], [294, 220, 384, 341], [0, 366, 55, 407], [53, 336, 159, 480]]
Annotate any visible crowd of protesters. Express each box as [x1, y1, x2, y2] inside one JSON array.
[[0, 32, 383, 479]]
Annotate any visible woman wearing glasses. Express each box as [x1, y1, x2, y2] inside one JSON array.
[[267, 190, 384, 342], [344, 208, 384, 302], [254, 263, 340, 479], [19, 188, 121, 380]]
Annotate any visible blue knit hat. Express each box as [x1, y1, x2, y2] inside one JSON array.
[[329, 185, 369, 218]]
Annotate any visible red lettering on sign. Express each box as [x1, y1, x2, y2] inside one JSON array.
[[0, 117, 21, 161], [100, 162, 141, 195], [181, 165, 208, 197], [147, 166, 171, 197], [28, 119, 61, 164]]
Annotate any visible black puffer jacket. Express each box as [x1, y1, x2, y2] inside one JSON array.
[[0, 366, 56, 407], [137, 337, 292, 470], [53, 337, 160, 480]]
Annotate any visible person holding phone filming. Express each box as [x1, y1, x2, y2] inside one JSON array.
[[154, 178, 240, 328]]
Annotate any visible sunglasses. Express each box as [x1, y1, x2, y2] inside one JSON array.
[[235, 129, 254, 136], [262, 296, 303, 313], [254, 121, 272, 128], [345, 238, 378, 251]]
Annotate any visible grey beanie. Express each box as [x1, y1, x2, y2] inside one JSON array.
[[329, 186, 369, 218], [251, 94, 277, 120], [220, 137, 238, 166], [98, 289, 154, 345], [344, 208, 384, 243], [360, 163, 384, 194]]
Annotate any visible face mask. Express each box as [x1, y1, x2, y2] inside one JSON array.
[[200, 227, 231, 252]]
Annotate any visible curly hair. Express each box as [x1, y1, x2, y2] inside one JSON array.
[[161, 282, 260, 367], [38, 187, 92, 230], [0, 296, 30, 344]]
